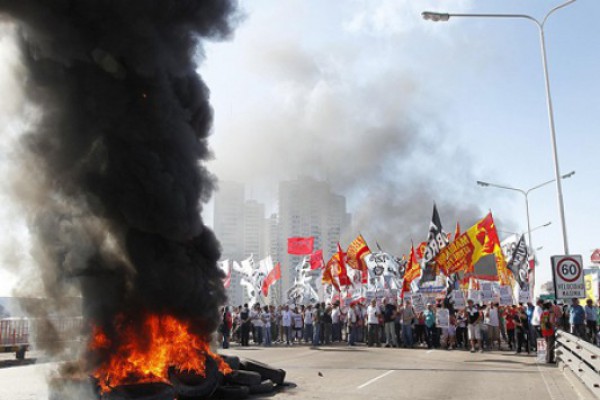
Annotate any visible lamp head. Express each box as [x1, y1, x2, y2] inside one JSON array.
[[476, 181, 490, 187], [422, 12, 450, 22]]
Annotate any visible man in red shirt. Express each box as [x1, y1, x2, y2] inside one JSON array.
[[504, 305, 517, 351], [541, 302, 555, 363]]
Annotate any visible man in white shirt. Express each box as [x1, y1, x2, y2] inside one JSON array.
[[332, 304, 341, 342], [585, 299, 598, 343], [303, 305, 314, 343], [281, 305, 292, 345], [367, 299, 381, 347], [250, 303, 263, 345], [531, 299, 544, 348], [347, 304, 358, 346], [485, 303, 501, 350]]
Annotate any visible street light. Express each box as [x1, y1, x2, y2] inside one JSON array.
[[498, 221, 552, 238], [423, 0, 577, 255], [476, 171, 574, 254]]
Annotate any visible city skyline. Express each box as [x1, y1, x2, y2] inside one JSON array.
[[213, 177, 351, 305]]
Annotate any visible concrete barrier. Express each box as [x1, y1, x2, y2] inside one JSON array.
[[556, 329, 600, 398]]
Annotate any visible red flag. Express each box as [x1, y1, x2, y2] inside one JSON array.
[[287, 237, 314, 255], [402, 244, 420, 297], [416, 241, 427, 260], [262, 262, 281, 297], [309, 250, 324, 270], [337, 243, 351, 286], [454, 222, 461, 241], [223, 267, 231, 289]]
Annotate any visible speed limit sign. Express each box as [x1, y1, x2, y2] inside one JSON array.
[[552, 255, 585, 299]]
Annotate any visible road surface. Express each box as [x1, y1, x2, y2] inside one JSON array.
[[0, 345, 593, 399]]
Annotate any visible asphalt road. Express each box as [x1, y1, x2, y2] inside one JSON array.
[[221, 344, 593, 400], [0, 345, 594, 399]]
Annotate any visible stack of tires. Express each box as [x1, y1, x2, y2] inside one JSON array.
[[215, 355, 287, 399]]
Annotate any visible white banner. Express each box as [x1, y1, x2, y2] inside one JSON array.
[[436, 308, 450, 328], [452, 291, 466, 310], [411, 292, 426, 313], [499, 285, 514, 306], [468, 290, 481, 304]]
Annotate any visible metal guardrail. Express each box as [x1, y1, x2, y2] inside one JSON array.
[[556, 329, 600, 398]]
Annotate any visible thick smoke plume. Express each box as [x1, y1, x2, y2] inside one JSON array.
[[205, 0, 508, 252], [0, 0, 238, 358]]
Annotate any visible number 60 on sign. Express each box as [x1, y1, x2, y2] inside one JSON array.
[[552, 255, 585, 299]]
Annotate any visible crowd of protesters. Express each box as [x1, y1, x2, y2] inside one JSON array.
[[218, 297, 600, 363]]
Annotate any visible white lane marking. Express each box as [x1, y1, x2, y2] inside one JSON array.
[[537, 364, 558, 400], [357, 370, 394, 389]]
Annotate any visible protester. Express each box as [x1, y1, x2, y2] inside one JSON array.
[[515, 307, 530, 354], [312, 303, 322, 346], [240, 303, 251, 347], [304, 304, 314, 343], [423, 303, 436, 349], [323, 304, 333, 345], [569, 298, 586, 339], [401, 301, 415, 348], [446, 313, 457, 350], [281, 305, 292, 345], [293, 306, 304, 343], [466, 299, 482, 353], [585, 299, 598, 343], [456, 309, 468, 349], [367, 299, 381, 347], [220, 306, 232, 349], [348, 303, 358, 346], [251, 303, 263, 344], [504, 305, 516, 351], [383, 300, 397, 348], [261, 305, 272, 346], [332, 303, 341, 342], [541, 302, 555, 363], [485, 303, 501, 350]]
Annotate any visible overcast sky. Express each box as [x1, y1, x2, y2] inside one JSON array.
[[0, 0, 598, 296]]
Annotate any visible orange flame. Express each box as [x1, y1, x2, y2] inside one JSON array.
[[90, 314, 231, 393]]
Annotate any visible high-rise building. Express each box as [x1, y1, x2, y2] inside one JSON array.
[[213, 178, 351, 306], [213, 181, 245, 307], [243, 200, 267, 260], [277, 177, 351, 303]]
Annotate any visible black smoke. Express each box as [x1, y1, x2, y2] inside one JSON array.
[[0, 0, 238, 356]]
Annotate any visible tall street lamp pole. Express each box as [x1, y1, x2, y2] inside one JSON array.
[[498, 221, 552, 240], [477, 171, 574, 295], [423, 0, 577, 255], [477, 171, 574, 253]]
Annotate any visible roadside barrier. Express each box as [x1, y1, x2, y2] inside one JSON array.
[[555, 329, 600, 398]]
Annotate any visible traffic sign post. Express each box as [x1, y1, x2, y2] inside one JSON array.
[[552, 255, 585, 299]]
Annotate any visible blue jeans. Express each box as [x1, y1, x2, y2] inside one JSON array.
[[263, 326, 271, 346], [313, 323, 321, 346], [348, 324, 357, 345], [284, 326, 292, 344], [402, 324, 413, 347], [426, 326, 436, 348], [304, 324, 314, 342]]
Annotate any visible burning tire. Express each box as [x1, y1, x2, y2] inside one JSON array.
[[249, 379, 275, 395], [168, 355, 222, 399], [102, 383, 175, 400], [224, 370, 262, 386], [220, 355, 240, 370], [214, 385, 250, 399], [240, 359, 286, 385]]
